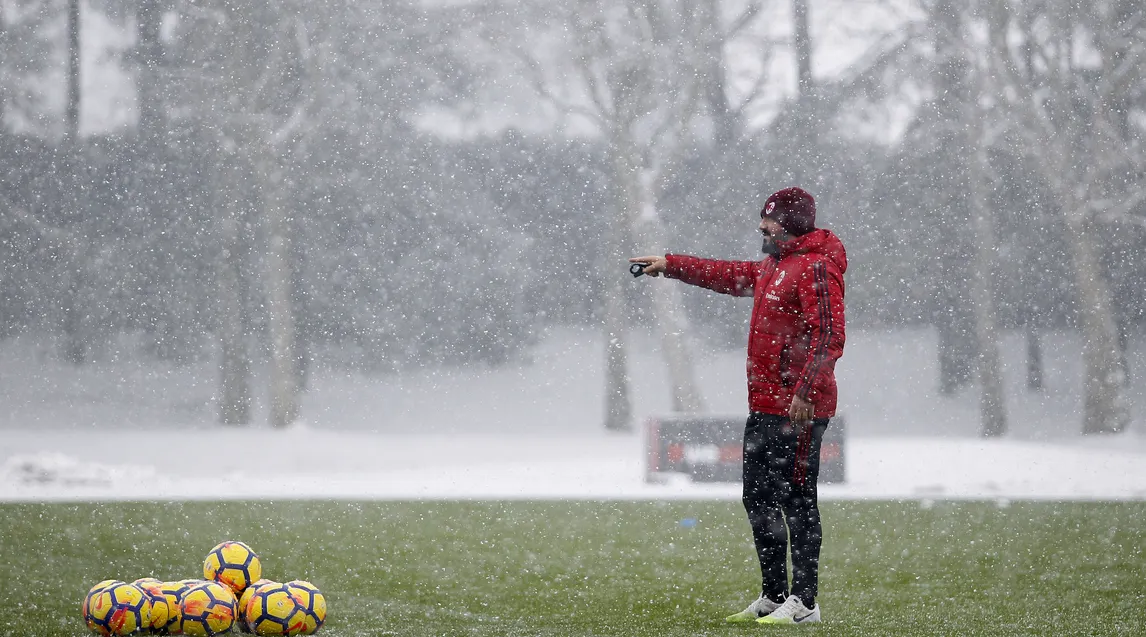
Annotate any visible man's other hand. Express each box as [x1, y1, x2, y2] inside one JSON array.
[[789, 395, 814, 424], [629, 256, 667, 277]]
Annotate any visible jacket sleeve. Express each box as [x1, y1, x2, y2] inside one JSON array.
[[792, 258, 846, 405], [662, 254, 760, 297]]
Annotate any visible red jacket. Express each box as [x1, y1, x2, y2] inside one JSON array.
[[664, 229, 847, 418]]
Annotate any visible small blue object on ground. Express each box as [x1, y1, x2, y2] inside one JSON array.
[[679, 517, 698, 528]]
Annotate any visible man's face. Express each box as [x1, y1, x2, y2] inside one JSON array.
[[759, 216, 789, 255]]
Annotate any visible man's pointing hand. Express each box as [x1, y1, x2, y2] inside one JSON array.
[[629, 256, 667, 277]]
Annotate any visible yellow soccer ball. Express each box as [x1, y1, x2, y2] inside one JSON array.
[[245, 581, 308, 635], [149, 580, 197, 635], [133, 579, 170, 633], [204, 540, 263, 595], [81, 580, 118, 612], [82, 580, 152, 636], [179, 580, 237, 636], [285, 580, 326, 635], [81, 580, 118, 634], [238, 579, 278, 633], [237, 579, 279, 632]]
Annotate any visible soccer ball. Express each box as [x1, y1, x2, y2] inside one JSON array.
[[285, 580, 326, 635], [244, 582, 308, 635], [81, 580, 119, 634], [179, 580, 237, 636], [238, 579, 278, 633], [148, 580, 196, 635], [133, 579, 171, 633], [204, 540, 263, 594], [82, 580, 152, 636]]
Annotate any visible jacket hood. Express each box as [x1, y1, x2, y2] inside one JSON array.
[[779, 228, 848, 273]]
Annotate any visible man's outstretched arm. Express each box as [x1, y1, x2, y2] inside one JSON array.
[[630, 254, 761, 297]]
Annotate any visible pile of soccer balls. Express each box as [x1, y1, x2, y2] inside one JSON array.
[[81, 540, 327, 636]]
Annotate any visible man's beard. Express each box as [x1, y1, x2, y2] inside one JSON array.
[[761, 235, 781, 256]]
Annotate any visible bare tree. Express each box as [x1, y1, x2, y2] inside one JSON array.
[[135, 0, 165, 141], [64, 0, 79, 143], [175, 0, 469, 425], [933, 0, 1007, 436], [981, 0, 1141, 434], [690, 0, 763, 147], [263, 146, 299, 428], [792, 0, 812, 95], [173, 0, 315, 426], [474, 0, 711, 429], [0, 7, 5, 127], [593, 0, 708, 426], [963, 92, 1008, 438], [59, 0, 85, 364], [215, 180, 252, 426]]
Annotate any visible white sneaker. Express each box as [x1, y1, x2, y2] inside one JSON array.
[[756, 595, 820, 624], [724, 595, 781, 623]]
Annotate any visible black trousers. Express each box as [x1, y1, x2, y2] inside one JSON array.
[[742, 412, 829, 606]]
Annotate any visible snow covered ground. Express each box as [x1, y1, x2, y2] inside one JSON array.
[[1, 326, 1144, 502]]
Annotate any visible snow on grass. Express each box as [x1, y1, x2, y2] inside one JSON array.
[[3, 427, 1145, 502]]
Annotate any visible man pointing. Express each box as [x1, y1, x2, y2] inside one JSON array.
[[631, 186, 847, 625]]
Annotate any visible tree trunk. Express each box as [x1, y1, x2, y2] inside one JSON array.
[[792, 0, 813, 96], [695, 0, 737, 147], [782, 0, 824, 196], [602, 136, 635, 432], [60, 0, 84, 363], [1098, 0, 1140, 381], [136, 0, 165, 140], [262, 146, 300, 428], [634, 207, 705, 414], [216, 127, 252, 426], [648, 280, 705, 413], [292, 217, 310, 392], [932, 0, 975, 398], [65, 0, 80, 142], [0, 11, 5, 125], [217, 214, 251, 426], [1026, 326, 1043, 391], [61, 266, 87, 365], [1066, 212, 1130, 434], [1115, 304, 1129, 379], [936, 289, 975, 395], [603, 270, 632, 432], [961, 7, 1007, 437], [965, 136, 1007, 437]]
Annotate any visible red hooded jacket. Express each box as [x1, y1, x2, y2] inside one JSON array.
[[664, 228, 847, 418]]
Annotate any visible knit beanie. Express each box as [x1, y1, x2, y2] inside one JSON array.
[[761, 187, 816, 236]]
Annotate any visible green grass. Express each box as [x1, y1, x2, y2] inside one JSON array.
[[1, 500, 1144, 636]]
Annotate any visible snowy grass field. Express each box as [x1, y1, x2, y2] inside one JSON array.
[[1, 500, 1144, 636]]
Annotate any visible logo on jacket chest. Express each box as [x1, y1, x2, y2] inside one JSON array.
[[764, 269, 787, 302]]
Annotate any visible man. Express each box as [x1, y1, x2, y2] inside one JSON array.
[[630, 186, 846, 625]]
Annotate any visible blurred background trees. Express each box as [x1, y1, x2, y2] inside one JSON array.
[[0, 0, 1142, 433]]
